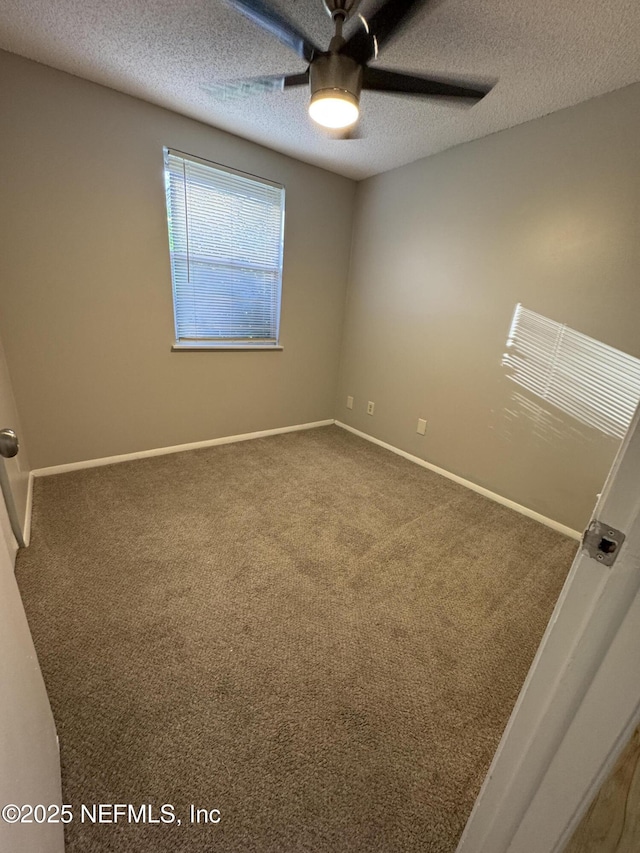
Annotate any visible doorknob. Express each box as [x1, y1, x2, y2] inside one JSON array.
[[0, 429, 19, 459], [0, 428, 25, 547]]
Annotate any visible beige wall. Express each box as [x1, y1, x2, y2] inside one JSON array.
[[336, 84, 640, 531], [0, 50, 355, 469]]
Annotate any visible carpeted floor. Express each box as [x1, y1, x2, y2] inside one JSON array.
[[16, 425, 576, 852]]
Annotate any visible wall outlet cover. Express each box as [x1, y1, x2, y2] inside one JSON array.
[[417, 418, 427, 435]]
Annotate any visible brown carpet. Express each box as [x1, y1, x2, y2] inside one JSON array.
[[15, 425, 576, 852]]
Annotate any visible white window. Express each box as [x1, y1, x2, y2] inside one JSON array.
[[164, 148, 285, 349]]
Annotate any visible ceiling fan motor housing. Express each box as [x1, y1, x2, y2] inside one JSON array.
[[310, 53, 363, 103]]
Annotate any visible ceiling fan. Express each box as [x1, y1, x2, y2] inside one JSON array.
[[218, 0, 494, 133]]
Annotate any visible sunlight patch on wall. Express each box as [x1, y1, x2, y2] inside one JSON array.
[[502, 391, 587, 446], [502, 304, 640, 440]]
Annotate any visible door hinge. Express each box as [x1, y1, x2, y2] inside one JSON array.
[[581, 519, 625, 567]]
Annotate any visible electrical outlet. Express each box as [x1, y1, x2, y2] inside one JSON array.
[[367, 401, 375, 416], [346, 396, 354, 410], [417, 418, 427, 435]]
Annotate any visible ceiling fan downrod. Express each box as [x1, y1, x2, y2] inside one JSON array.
[[323, 0, 359, 49]]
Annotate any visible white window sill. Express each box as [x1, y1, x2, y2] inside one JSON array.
[[171, 343, 283, 352]]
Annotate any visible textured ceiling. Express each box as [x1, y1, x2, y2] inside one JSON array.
[[1, 0, 639, 179]]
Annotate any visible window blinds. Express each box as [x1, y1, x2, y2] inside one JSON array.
[[164, 149, 285, 345], [503, 304, 640, 439]]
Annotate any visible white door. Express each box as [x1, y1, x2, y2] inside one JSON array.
[[0, 513, 64, 853], [0, 340, 64, 852], [458, 403, 640, 853]]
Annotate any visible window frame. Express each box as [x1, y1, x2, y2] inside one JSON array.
[[164, 147, 286, 352]]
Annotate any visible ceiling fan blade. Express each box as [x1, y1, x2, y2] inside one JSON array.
[[203, 71, 309, 101], [341, 0, 427, 64], [362, 67, 493, 100], [225, 0, 321, 62], [282, 71, 311, 88]]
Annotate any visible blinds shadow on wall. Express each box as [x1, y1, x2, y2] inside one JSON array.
[[164, 149, 285, 346], [502, 304, 640, 440]]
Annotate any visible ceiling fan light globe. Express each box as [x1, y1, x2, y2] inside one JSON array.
[[308, 90, 359, 129]]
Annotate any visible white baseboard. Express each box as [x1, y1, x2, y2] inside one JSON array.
[[23, 471, 34, 546], [31, 420, 335, 478], [29, 417, 581, 541], [335, 421, 581, 541]]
